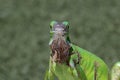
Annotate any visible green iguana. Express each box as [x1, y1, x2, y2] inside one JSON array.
[[44, 21, 120, 80]]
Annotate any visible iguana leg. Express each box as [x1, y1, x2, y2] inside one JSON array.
[[69, 51, 87, 80], [44, 58, 55, 80]]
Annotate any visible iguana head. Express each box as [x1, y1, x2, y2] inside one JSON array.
[[49, 21, 71, 64], [49, 21, 70, 44]]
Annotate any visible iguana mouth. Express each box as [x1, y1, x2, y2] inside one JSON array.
[[50, 38, 71, 64]]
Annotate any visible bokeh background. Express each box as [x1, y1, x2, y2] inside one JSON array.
[[0, 0, 120, 80]]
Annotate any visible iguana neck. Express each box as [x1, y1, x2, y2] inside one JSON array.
[[49, 35, 71, 64]]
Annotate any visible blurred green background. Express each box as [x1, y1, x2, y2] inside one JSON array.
[[0, 0, 120, 80]]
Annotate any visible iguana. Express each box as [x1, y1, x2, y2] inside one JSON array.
[[44, 21, 120, 80]]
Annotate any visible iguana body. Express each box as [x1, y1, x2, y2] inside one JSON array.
[[45, 21, 119, 80], [71, 44, 109, 80]]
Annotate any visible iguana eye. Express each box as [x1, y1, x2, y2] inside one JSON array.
[[50, 21, 57, 30], [50, 25, 52, 29], [62, 21, 69, 28], [66, 25, 69, 29]]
